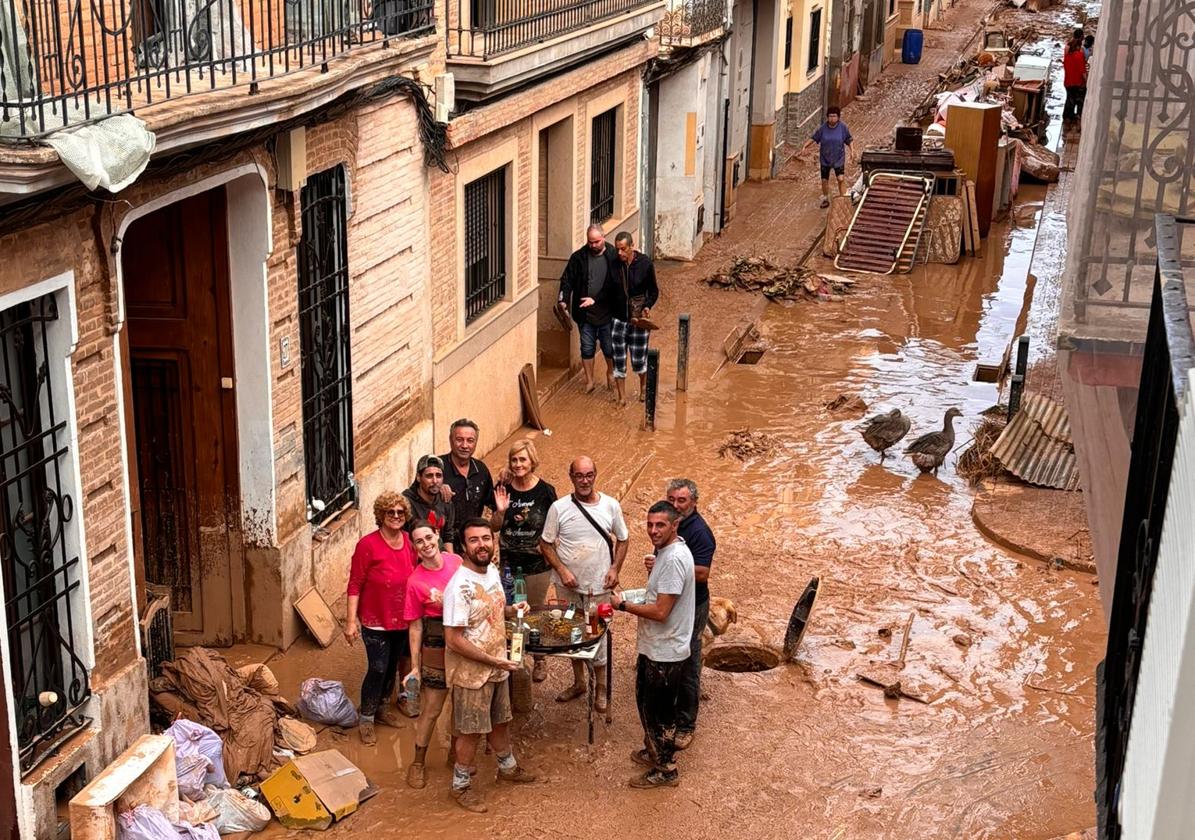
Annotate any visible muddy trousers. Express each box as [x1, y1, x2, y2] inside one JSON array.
[[635, 655, 685, 771], [1063, 85, 1086, 122], [675, 598, 709, 734], [359, 627, 409, 718]]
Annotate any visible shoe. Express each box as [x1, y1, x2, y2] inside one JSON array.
[[396, 696, 419, 718], [638, 392, 646, 403], [532, 658, 548, 683], [377, 707, 406, 728], [497, 766, 537, 784], [585, 381, 596, 394], [359, 719, 377, 746], [451, 786, 487, 813], [407, 762, 426, 789], [629, 769, 680, 788], [631, 749, 656, 768], [819, 196, 830, 209], [595, 693, 608, 714], [674, 730, 694, 751], [555, 683, 586, 703]]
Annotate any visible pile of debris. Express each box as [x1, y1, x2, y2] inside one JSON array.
[[956, 414, 1009, 485], [824, 393, 870, 416], [718, 428, 780, 460], [705, 256, 854, 301]]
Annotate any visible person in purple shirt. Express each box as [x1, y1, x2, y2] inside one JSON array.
[[810, 105, 854, 209]]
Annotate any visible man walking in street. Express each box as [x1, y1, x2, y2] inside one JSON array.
[[810, 106, 854, 209], [443, 518, 537, 812], [665, 478, 715, 750], [437, 418, 495, 549], [1063, 28, 1088, 131], [540, 456, 629, 710], [611, 232, 660, 406], [559, 224, 619, 393], [612, 501, 695, 788], [403, 455, 455, 552]]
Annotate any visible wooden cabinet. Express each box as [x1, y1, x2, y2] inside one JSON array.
[[945, 101, 1002, 237]]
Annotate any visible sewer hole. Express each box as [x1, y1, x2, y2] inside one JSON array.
[[736, 348, 765, 365], [703, 643, 781, 673]]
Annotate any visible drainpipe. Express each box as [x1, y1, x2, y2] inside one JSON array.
[[642, 78, 659, 256]]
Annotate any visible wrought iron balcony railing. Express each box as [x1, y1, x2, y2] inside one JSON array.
[[0, 0, 434, 140], [657, 0, 724, 47], [445, 0, 652, 61]]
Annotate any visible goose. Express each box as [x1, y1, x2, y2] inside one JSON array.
[[860, 408, 912, 461], [905, 408, 963, 474]]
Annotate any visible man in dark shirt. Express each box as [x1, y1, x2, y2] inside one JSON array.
[[403, 455, 456, 552], [559, 224, 618, 394], [666, 478, 715, 749], [611, 232, 660, 406], [437, 418, 495, 548]]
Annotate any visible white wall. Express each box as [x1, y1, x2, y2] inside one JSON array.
[[655, 58, 710, 259]]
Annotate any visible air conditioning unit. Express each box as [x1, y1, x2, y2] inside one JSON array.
[[435, 73, 455, 123]]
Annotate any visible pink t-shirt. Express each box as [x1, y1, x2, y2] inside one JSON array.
[[403, 553, 463, 622]]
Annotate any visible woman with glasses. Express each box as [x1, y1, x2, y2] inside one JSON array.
[[345, 490, 418, 745], [401, 522, 462, 788]]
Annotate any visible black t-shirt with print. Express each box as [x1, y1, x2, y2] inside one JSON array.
[[498, 479, 557, 575]]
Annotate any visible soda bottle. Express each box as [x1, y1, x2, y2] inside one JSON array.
[[513, 566, 527, 604], [502, 565, 515, 604]]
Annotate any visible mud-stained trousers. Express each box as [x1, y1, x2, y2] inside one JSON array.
[[635, 654, 686, 771], [676, 598, 709, 734]]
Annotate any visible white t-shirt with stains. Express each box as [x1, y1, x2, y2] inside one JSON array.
[[442, 563, 508, 689], [637, 537, 695, 663], [541, 493, 630, 594]]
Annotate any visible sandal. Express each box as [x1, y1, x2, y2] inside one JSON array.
[[555, 683, 586, 703]]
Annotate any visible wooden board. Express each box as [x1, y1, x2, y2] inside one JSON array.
[[70, 735, 178, 840], [294, 587, 339, 648], [966, 181, 981, 254]]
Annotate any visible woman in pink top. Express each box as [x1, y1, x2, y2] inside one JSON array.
[[402, 523, 462, 788], [345, 490, 418, 745]]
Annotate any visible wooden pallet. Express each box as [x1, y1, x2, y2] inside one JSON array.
[[834, 173, 934, 275]]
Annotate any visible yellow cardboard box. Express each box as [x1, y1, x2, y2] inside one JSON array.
[[260, 750, 369, 831]]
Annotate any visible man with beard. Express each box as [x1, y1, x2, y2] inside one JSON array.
[[558, 224, 618, 393], [403, 455, 455, 551], [443, 519, 536, 812], [437, 418, 496, 548]]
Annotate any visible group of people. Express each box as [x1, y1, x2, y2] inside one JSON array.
[[1063, 27, 1095, 131], [558, 226, 660, 405], [344, 418, 717, 811]]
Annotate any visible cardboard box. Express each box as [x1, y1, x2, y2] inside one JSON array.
[[261, 750, 370, 831]]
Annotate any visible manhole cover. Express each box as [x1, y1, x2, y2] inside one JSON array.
[[703, 643, 781, 673]]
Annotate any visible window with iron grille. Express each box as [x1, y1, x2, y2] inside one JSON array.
[[464, 167, 508, 324], [590, 108, 617, 224], [298, 166, 356, 523], [0, 292, 91, 773], [808, 8, 822, 73], [784, 16, 793, 70]]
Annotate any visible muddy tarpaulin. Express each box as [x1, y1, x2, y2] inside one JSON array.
[[154, 647, 279, 783]]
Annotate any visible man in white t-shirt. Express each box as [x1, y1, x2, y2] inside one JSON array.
[[540, 455, 629, 708], [442, 518, 536, 813], [611, 500, 694, 788]]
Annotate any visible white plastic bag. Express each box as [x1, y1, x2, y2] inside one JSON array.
[[297, 678, 358, 727], [204, 786, 272, 834], [117, 805, 176, 840], [174, 821, 219, 840], [176, 753, 212, 801], [165, 720, 229, 788]]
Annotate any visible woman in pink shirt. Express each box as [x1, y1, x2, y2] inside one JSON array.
[[345, 491, 418, 745], [402, 523, 463, 788]]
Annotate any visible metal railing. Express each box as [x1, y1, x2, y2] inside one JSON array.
[[657, 0, 723, 47], [0, 0, 434, 139], [445, 0, 649, 60]]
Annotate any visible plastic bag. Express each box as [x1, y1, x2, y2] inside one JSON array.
[[297, 678, 358, 727], [117, 806, 176, 840], [204, 786, 272, 835], [276, 716, 317, 754], [165, 720, 228, 788], [176, 753, 212, 801], [178, 799, 219, 826], [174, 822, 219, 840]]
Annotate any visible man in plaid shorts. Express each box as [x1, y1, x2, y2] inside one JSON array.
[[612, 232, 660, 405]]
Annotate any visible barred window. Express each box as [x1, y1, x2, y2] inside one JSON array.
[[590, 108, 616, 224], [464, 167, 508, 324], [298, 166, 356, 522], [808, 8, 822, 73], [0, 292, 90, 773]]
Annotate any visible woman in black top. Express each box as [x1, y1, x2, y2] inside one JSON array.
[[492, 437, 556, 681]]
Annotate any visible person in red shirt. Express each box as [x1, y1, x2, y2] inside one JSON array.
[[345, 490, 418, 745], [401, 523, 463, 788], [1063, 28, 1088, 130]]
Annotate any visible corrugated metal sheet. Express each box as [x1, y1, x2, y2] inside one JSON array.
[[990, 394, 1080, 490], [835, 173, 932, 275]]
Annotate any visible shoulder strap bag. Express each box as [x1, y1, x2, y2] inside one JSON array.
[[569, 494, 614, 564]]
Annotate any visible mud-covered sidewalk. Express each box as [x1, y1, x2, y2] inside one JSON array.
[[254, 2, 1104, 836]]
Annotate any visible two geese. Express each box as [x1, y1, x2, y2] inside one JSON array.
[[859, 407, 962, 474]]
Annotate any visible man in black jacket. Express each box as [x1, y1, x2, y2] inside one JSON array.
[[611, 232, 660, 405], [558, 225, 619, 393]]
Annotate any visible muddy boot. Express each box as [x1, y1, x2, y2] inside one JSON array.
[[452, 786, 487, 813], [630, 768, 679, 788], [407, 762, 427, 789], [497, 765, 537, 784], [673, 730, 694, 751], [377, 707, 405, 728], [358, 719, 377, 746]]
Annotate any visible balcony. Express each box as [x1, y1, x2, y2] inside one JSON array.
[[657, 0, 725, 49], [0, 0, 434, 140], [445, 0, 664, 103]]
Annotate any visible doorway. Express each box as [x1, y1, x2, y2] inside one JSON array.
[[536, 116, 575, 379], [122, 188, 242, 645]]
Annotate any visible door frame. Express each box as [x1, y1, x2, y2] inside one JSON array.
[[113, 164, 275, 643]]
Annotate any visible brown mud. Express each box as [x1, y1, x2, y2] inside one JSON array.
[[255, 2, 1103, 837]]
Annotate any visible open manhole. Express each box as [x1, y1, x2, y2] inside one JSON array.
[[703, 642, 781, 673], [736, 346, 766, 365]]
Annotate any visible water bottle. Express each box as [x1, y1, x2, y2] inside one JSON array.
[[513, 566, 527, 604], [502, 565, 515, 604]]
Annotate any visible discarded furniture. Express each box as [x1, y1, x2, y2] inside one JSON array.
[[70, 735, 178, 840], [835, 173, 934, 274], [945, 101, 1002, 236]]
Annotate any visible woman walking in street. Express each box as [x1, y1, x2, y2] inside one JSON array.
[[810, 105, 854, 208], [345, 491, 418, 745], [492, 438, 557, 681], [402, 523, 463, 788], [1063, 28, 1088, 131]]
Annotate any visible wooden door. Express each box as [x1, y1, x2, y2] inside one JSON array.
[[123, 189, 241, 645]]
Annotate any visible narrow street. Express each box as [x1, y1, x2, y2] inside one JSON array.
[[258, 1, 1105, 836]]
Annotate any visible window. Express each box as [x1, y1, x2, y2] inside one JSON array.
[[807, 8, 822, 73], [298, 166, 355, 523], [0, 292, 91, 773], [464, 167, 508, 324], [888, 0, 895, 16], [590, 108, 616, 223], [784, 16, 793, 70]]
